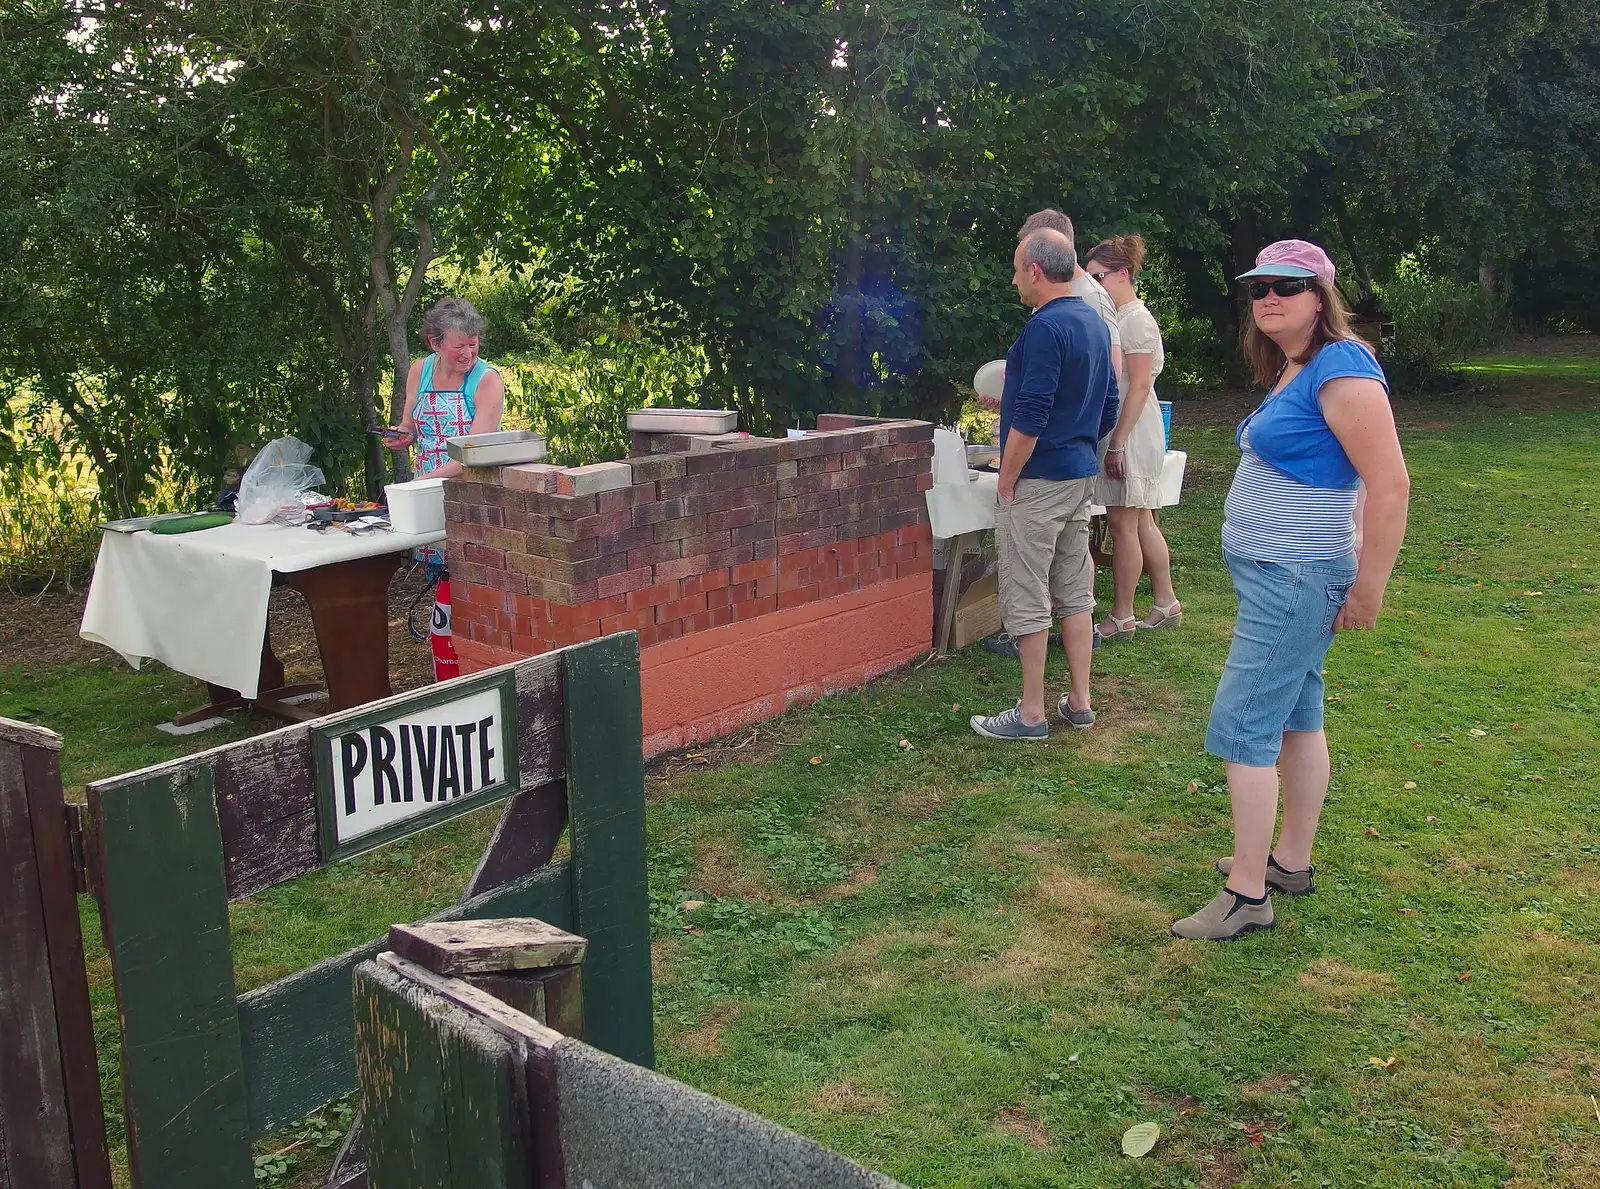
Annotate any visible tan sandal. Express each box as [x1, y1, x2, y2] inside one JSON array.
[[1141, 600, 1182, 630], [1093, 613, 1137, 644]]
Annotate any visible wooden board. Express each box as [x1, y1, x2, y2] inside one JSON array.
[[354, 960, 533, 1189], [563, 634, 655, 1069], [85, 653, 565, 901], [0, 739, 76, 1189], [238, 859, 573, 1136], [91, 765, 254, 1189], [21, 743, 113, 1189], [390, 918, 587, 975]]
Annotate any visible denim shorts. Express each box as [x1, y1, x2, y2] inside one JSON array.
[[1205, 550, 1357, 767]]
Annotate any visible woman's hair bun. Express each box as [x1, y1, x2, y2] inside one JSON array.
[[1087, 233, 1147, 278]]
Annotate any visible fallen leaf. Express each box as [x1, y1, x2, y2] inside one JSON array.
[[1367, 1056, 1396, 1069], [1403, 781, 1417, 789], [1527, 774, 1545, 782], [1121, 1121, 1160, 1158], [1521, 590, 1544, 596], [1399, 908, 1417, 915], [809, 756, 823, 765], [1364, 826, 1382, 837], [680, 900, 707, 911], [686, 751, 710, 764], [1469, 728, 1487, 737], [951, 703, 960, 712], [899, 738, 913, 749], [1374, 648, 1383, 655], [1186, 780, 1199, 793], [1457, 971, 1472, 983], [1426, 815, 1438, 823]]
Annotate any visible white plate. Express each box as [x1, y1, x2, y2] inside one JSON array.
[[972, 360, 1006, 400]]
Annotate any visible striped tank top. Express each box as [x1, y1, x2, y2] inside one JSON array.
[[1222, 425, 1357, 562]]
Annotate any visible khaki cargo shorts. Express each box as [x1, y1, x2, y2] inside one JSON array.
[[996, 476, 1096, 637]]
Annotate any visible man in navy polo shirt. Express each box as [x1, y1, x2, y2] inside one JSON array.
[[970, 228, 1119, 740]]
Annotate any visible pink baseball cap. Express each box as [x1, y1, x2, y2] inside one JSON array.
[[1236, 239, 1335, 286]]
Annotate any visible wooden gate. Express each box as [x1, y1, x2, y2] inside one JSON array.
[[350, 917, 903, 1189], [86, 633, 653, 1189], [0, 720, 112, 1189]]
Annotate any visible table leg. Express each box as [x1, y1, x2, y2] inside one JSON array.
[[286, 553, 402, 712], [173, 621, 310, 725], [935, 531, 978, 654]]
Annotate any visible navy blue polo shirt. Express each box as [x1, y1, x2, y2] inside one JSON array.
[[998, 295, 1120, 481]]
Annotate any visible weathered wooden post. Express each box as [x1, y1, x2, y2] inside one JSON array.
[[351, 917, 587, 1188], [0, 718, 112, 1189]]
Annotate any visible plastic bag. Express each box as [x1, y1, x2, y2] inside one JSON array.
[[236, 438, 327, 525]]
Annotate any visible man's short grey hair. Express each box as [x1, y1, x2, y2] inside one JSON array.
[[1020, 230, 1077, 283], [421, 297, 487, 349], [1019, 208, 1075, 246]]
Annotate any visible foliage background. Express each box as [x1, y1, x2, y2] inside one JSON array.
[[2, 0, 1597, 579]]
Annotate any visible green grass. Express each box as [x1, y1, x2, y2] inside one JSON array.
[[1457, 350, 1600, 381], [3, 352, 1598, 1188]]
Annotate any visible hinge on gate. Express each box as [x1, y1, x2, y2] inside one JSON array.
[[64, 801, 89, 895]]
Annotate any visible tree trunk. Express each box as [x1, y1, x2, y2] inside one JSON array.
[[1336, 210, 1378, 314]]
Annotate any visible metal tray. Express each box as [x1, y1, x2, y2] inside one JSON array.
[[966, 445, 1000, 468], [446, 430, 548, 467], [626, 408, 738, 435], [99, 512, 199, 534]]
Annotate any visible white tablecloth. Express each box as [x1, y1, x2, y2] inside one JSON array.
[[925, 445, 1188, 540], [80, 521, 445, 698]]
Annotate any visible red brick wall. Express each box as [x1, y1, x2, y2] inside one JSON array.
[[444, 420, 935, 755]]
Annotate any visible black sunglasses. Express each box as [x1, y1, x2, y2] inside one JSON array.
[[1247, 278, 1315, 300]]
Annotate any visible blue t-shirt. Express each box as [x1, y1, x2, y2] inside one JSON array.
[[999, 296, 1120, 482], [1236, 339, 1388, 490]]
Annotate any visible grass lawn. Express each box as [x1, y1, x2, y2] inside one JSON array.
[[2, 348, 1597, 1188]]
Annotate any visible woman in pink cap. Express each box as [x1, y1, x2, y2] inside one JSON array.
[[1172, 239, 1410, 942]]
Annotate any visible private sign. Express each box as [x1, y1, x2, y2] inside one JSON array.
[[312, 670, 520, 861]]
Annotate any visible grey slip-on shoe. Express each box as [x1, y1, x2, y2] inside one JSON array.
[[1215, 855, 1316, 897], [1171, 887, 1275, 941]]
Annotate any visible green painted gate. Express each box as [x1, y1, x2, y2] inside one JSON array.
[[86, 633, 653, 1189]]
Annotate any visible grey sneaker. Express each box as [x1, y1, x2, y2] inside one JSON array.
[[969, 705, 1049, 741], [1056, 694, 1096, 729], [1215, 855, 1316, 896], [984, 632, 1061, 658], [1171, 887, 1275, 941]]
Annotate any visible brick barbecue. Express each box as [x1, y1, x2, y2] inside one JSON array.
[[443, 414, 936, 756]]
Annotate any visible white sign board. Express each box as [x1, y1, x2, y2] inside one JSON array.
[[314, 671, 520, 861]]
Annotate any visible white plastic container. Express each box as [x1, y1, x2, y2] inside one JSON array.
[[384, 476, 447, 536]]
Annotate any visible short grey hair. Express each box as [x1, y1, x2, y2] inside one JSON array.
[[1019, 230, 1077, 283], [421, 297, 487, 350], [1019, 208, 1075, 246]]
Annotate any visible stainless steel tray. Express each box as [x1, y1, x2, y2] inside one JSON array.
[[966, 445, 1000, 468], [626, 408, 738, 435], [446, 430, 547, 466], [99, 512, 198, 534]]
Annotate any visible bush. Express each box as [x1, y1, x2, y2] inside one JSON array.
[[1377, 262, 1508, 392], [503, 336, 709, 467], [1155, 314, 1236, 394]]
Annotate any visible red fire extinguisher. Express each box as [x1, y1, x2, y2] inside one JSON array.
[[431, 570, 460, 682]]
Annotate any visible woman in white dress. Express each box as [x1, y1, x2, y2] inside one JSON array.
[[1083, 235, 1181, 641]]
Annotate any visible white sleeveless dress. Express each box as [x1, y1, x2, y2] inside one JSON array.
[[1095, 299, 1166, 510]]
